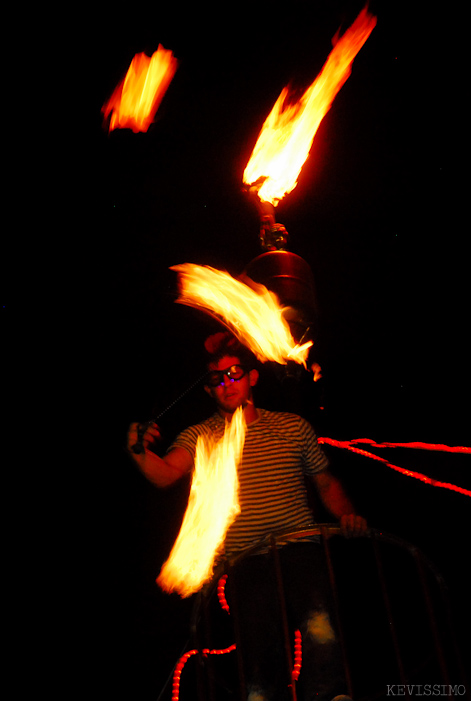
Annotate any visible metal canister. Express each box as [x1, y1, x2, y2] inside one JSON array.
[[242, 249, 318, 345]]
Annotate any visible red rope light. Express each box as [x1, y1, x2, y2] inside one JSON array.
[[318, 438, 471, 498], [292, 629, 303, 682], [172, 575, 303, 700], [217, 574, 302, 681], [172, 644, 237, 701], [346, 438, 471, 454], [217, 574, 231, 614]]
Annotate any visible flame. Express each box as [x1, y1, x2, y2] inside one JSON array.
[[157, 407, 246, 598], [171, 263, 313, 366], [243, 5, 376, 205], [102, 45, 178, 133]]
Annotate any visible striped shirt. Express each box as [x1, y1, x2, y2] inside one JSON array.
[[169, 408, 329, 558]]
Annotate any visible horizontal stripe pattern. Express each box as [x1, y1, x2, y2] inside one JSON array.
[[169, 409, 328, 557]]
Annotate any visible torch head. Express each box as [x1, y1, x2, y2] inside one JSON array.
[[245, 184, 290, 252], [260, 222, 289, 252]]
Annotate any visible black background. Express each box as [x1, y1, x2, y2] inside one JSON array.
[[82, 2, 469, 698]]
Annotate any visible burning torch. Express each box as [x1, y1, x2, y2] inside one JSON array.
[[240, 5, 377, 398], [240, 186, 320, 409]]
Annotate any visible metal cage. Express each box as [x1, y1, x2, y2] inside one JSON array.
[[181, 527, 468, 701]]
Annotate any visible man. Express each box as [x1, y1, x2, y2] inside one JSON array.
[[127, 332, 367, 701]]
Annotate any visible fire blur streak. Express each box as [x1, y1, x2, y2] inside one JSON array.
[[157, 407, 246, 598], [319, 438, 471, 497], [171, 263, 312, 366], [243, 5, 377, 205], [102, 45, 178, 133]]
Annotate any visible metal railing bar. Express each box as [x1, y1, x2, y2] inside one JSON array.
[[413, 547, 451, 687], [371, 531, 409, 691], [320, 525, 354, 699], [225, 561, 248, 701], [270, 534, 298, 701]]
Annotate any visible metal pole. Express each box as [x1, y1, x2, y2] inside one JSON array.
[[270, 536, 297, 701], [371, 533, 409, 694], [226, 563, 248, 701], [320, 526, 354, 698], [202, 590, 217, 701], [413, 548, 451, 686]]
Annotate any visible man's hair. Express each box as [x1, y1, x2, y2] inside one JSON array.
[[204, 331, 257, 370]]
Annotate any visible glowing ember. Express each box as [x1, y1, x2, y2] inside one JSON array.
[[157, 407, 246, 598], [243, 5, 376, 205], [171, 263, 312, 366], [102, 45, 178, 133]]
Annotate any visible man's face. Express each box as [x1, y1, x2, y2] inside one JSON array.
[[204, 355, 258, 417]]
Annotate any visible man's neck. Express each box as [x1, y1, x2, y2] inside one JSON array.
[[218, 402, 259, 425]]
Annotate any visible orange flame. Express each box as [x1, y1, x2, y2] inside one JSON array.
[[243, 5, 376, 205], [171, 263, 313, 366], [157, 407, 246, 598], [102, 45, 178, 133]]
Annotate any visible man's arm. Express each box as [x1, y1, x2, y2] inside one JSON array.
[[126, 422, 193, 488], [312, 469, 368, 536]]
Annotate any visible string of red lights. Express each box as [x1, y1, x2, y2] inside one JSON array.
[[171, 644, 237, 701], [318, 438, 471, 497], [217, 574, 230, 614], [343, 438, 471, 454], [171, 575, 303, 700], [292, 630, 303, 683]]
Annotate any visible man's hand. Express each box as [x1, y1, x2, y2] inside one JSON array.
[[126, 422, 193, 488], [340, 513, 368, 538], [127, 421, 161, 454], [312, 471, 368, 537]]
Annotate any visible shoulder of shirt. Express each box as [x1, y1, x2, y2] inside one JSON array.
[[256, 409, 317, 439], [179, 410, 312, 435], [168, 413, 223, 455], [258, 408, 311, 426], [178, 412, 224, 435]]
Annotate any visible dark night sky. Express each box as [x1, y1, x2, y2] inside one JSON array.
[[86, 2, 469, 699]]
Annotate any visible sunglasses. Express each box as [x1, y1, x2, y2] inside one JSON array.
[[205, 364, 248, 387]]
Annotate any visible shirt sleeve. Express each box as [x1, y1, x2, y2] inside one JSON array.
[[167, 424, 199, 459], [298, 416, 329, 476], [167, 420, 217, 460]]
